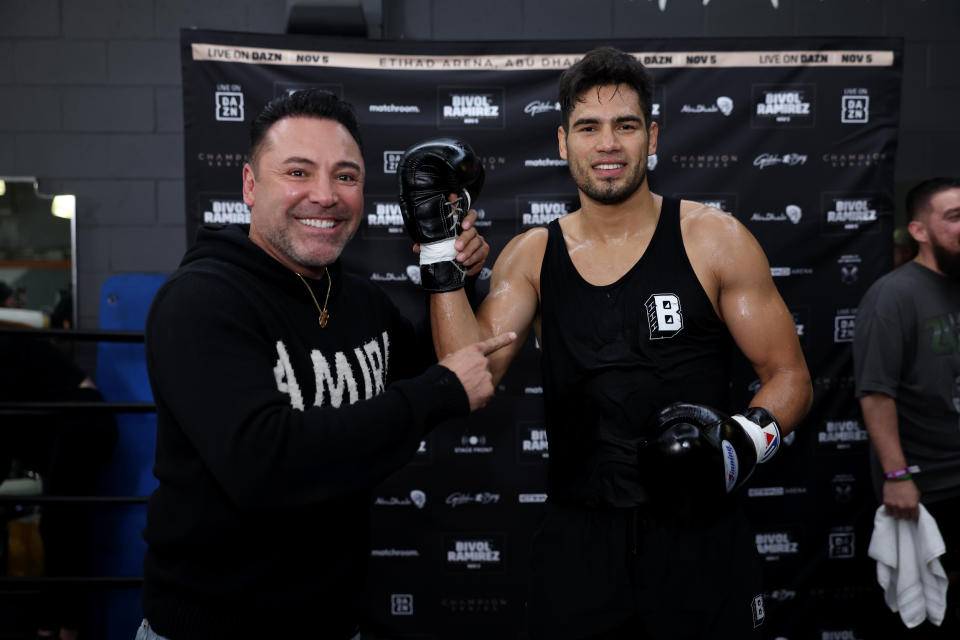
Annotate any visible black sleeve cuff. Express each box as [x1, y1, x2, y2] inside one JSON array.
[[394, 363, 470, 433]]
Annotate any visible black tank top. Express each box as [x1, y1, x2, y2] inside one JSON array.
[[539, 197, 731, 507]]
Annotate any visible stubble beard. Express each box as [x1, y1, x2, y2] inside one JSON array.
[[571, 159, 647, 206], [261, 206, 356, 271]]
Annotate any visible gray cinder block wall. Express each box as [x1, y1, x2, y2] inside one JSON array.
[[0, 0, 958, 334]]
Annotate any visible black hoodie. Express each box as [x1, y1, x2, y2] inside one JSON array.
[[142, 225, 467, 639]]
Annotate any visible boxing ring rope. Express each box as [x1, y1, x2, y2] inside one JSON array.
[[0, 325, 150, 593]]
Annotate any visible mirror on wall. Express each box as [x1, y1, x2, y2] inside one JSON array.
[[0, 177, 76, 329]]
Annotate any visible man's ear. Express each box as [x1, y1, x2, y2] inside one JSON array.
[[558, 125, 567, 161], [647, 121, 659, 156], [242, 162, 256, 208], [907, 219, 928, 245]]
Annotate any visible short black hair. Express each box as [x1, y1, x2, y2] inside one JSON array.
[[557, 46, 655, 131], [906, 177, 960, 220], [248, 89, 363, 167]]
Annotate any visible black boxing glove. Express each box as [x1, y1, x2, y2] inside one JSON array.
[[397, 138, 485, 292], [642, 402, 781, 495]]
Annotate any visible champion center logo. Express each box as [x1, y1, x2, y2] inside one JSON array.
[[671, 153, 739, 169]]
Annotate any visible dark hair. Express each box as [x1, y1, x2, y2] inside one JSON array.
[[906, 177, 960, 220], [557, 46, 655, 131], [248, 89, 363, 166]]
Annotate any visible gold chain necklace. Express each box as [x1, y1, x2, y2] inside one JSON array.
[[295, 268, 331, 328]]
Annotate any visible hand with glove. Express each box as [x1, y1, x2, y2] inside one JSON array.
[[397, 137, 486, 292], [640, 402, 781, 498]]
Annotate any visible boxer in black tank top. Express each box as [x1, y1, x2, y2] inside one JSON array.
[[540, 196, 731, 508], [420, 48, 812, 639]]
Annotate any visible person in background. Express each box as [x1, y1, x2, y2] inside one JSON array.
[[855, 176, 960, 636]]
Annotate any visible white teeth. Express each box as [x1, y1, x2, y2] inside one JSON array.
[[595, 164, 624, 170], [299, 218, 336, 229]]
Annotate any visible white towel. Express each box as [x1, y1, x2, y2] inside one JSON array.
[[867, 504, 949, 628]]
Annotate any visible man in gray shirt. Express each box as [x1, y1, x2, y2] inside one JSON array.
[[854, 176, 960, 633]]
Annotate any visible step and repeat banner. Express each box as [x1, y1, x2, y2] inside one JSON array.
[[181, 31, 901, 639]]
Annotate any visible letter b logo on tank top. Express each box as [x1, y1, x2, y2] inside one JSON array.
[[645, 293, 684, 339]]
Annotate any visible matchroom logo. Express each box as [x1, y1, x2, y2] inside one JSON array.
[[438, 87, 506, 129]]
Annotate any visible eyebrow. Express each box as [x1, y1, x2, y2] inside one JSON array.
[[571, 115, 645, 128], [280, 157, 363, 172]]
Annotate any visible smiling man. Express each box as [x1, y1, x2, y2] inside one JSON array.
[[138, 89, 511, 640], [416, 48, 812, 638]]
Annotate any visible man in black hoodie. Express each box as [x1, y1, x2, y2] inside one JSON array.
[[137, 89, 513, 640]]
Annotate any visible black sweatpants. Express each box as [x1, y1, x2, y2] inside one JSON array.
[[526, 501, 765, 640]]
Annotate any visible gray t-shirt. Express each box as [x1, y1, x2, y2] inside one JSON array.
[[854, 261, 960, 503]]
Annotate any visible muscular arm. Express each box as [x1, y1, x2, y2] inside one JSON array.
[[432, 227, 544, 385], [694, 210, 813, 434], [860, 392, 920, 520]]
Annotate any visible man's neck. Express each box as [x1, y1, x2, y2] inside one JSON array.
[[248, 226, 327, 280], [576, 187, 660, 241]]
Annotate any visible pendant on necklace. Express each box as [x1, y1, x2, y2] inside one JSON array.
[[319, 311, 330, 328]]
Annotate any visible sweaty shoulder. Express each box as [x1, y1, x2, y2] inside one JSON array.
[[494, 225, 550, 289], [678, 200, 745, 243], [679, 200, 763, 265]]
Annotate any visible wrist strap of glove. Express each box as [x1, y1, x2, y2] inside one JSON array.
[[731, 407, 781, 464], [419, 238, 458, 265]]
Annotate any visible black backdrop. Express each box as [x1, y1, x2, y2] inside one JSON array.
[[181, 31, 902, 639]]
